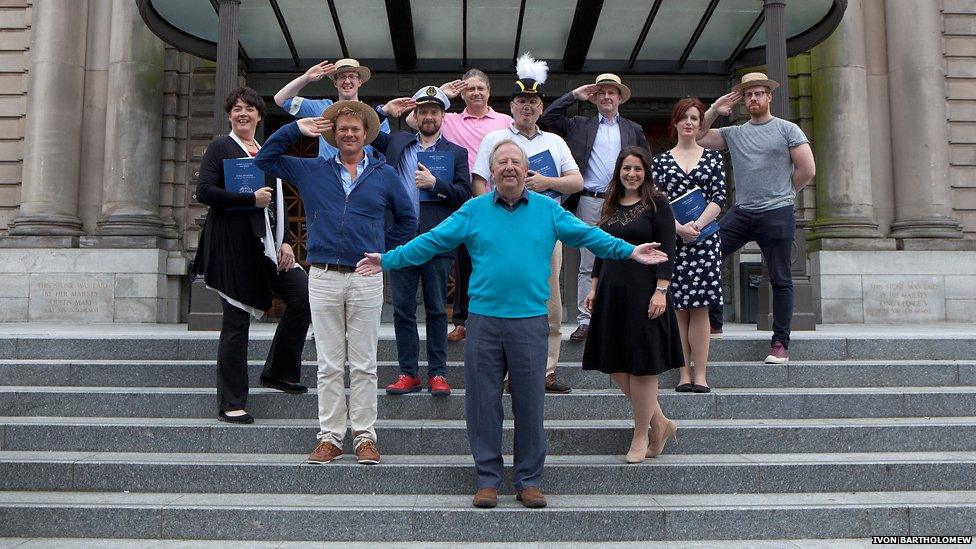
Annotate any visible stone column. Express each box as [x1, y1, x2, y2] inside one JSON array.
[[213, 0, 241, 135], [93, 0, 170, 245], [7, 0, 89, 243], [885, 0, 965, 242], [808, 0, 886, 246], [78, 0, 112, 234], [862, 0, 895, 235]]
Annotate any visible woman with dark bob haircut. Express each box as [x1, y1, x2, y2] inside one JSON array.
[[582, 146, 683, 463], [193, 86, 311, 424]]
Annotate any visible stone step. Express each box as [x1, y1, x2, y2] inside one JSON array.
[[3, 416, 974, 455], [0, 538, 894, 548], [3, 450, 975, 496], [2, 335, 974, 361], [3, 385, 975, 421], [2, 359, 973, 389], [1, 490, 973, 541]]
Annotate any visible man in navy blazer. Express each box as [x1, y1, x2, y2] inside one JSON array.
[[373, 86, 471, 396], [541, 73, 651, 342]]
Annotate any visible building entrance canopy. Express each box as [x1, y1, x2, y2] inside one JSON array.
[[139, 0, 845, 75]]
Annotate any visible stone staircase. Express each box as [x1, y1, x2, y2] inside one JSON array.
[[0, 331, 975, 542]]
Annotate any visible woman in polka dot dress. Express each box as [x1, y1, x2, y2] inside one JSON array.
[[652, 97, 727, 393]]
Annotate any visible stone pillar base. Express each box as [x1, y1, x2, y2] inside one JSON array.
[[95, 214, 173, 238], [0, 248, 188, 323], [811, 250, 976, 323], [808, 237, 898, 252], [807, 217, 884, 242], [890, 217, 964, 240], [897, 238, 976, 251], [187, 277, 223, 331], [0, 236, 81, 249], [8, 214, 84, 237], [80, 235, 179, 251]]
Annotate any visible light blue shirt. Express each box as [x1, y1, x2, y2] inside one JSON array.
[[334, 153, 369, 196], [583, 113, 622, 193], [395, 133, 443, 215], [282, 96, 390, 159]]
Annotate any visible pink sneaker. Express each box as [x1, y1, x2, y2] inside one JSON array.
[[764, 341, 789, 364]]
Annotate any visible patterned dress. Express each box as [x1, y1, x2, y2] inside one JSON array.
[[652, 148, 727, 310]]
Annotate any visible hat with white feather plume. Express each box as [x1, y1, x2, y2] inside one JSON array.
[[511, 52, 548, 100]]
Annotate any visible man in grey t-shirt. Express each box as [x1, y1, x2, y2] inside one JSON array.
[[697, 72, 817, 364]]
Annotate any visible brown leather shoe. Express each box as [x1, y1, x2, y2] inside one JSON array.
[[355, 440, 381, 465], [516, 486, 547, 508], [569, 324, 589, 342], [447, 325, 466, 342], [472, 487, 498, 508], [306, 440, 342, 464]]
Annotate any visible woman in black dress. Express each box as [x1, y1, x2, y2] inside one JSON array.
[[582, 146, 683, 463], [652, 98, 727, 393], [194, 87, 311, 424]]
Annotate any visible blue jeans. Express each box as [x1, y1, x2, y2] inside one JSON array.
[[465, 313, 548, 490], [390, 256, 453, 378], [711, 205, 796, 347]]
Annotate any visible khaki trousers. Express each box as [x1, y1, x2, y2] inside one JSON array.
[[308, 266, 383, 449]]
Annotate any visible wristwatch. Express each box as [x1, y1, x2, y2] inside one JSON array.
[[655, 286, 669, 294]]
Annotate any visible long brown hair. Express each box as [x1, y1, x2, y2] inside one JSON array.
[[598, 147, 665, 226]]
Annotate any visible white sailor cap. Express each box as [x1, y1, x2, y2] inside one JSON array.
[[411, 85, 450, 111]]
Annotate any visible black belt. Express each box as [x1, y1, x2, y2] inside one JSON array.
[[311, 263, 356, 273], [582, 190, 605, 199]]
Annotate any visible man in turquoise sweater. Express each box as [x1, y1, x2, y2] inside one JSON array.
[[357, 140, 667, 509]]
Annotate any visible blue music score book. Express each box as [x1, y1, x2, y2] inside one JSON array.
[[223, 157, 262, 211], [416, 150, 450, 201], [527, 150, 562, 199], [669, 187, 719, 243]]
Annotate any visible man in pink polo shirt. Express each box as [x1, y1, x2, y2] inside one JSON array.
[[408, 69, 513, 341]]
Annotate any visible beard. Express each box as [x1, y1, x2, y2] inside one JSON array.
[[419, 121, 440, 137], [748, 102, 769, 116]]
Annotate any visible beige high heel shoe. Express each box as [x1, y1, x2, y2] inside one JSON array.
[[625, 442, 648, 464], [646, 419, 678, 458]]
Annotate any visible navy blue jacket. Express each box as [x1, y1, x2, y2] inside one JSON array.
[[372, 130, 471, 257], [254, 122, 417, 267]]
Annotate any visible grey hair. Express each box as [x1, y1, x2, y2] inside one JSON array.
[[462, 68, 490, 90], [488, 139, 529, 171]]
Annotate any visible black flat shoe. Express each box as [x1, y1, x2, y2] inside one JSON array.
[[691, 384, 712, 393], [675, 383, 694, 392], [218, 410, 254, 424], [259, 375, 308, 394]]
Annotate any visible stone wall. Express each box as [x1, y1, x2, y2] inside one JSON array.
[[944, 0, 976, 239], [0, 1, 28, 231]]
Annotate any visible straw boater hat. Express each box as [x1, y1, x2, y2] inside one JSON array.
[[320, 100, 381, 147], [733, 72, 780, 93], [592, 73, 631, 104], [331, 58, 371, 83]]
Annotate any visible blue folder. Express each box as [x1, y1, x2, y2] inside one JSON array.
[[222, 158, 263, 211], [528, 150, 562, 199], [669, 187, 720, 243], [417, 150, 451, 201]]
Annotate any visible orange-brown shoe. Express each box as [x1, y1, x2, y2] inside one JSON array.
[[355, 440, 381, 465], [306, 441, 342, 464], [516, 486, 547, 508], [447, 325, 466, 342], [472, 487, 498, 508]]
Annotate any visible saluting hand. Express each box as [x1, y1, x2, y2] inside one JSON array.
[[383, 97, 417, 118], [712, 91, 741, 116], [631, 242, 668, 265], [415, 163, 436, 189], [297, 117, 332, 137], [572, 84, 600, 101], [303, 60, 335, 82], [441, 79, 467, 99]]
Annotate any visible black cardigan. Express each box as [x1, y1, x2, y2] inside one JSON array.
[[192, 135, 292, 312]]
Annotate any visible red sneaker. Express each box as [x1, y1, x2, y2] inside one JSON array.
[[764, 341, 789, 364], [386, 374, 422, 394], [428, 375, 451, 396]]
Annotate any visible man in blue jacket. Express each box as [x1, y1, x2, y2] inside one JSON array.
[[372, 86, 471, 396], [254, 101, 416, 467], [356, 140, 667, 509]]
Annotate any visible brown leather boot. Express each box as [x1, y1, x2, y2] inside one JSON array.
[[472, 487, 498, 508], [516, 486, 547, 508], [447, 325, 466, 342]]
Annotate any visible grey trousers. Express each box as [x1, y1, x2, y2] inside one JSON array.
[[464, 313, 549, 490]]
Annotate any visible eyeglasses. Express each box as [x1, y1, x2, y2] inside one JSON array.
[[742, 91, 768, 99], [335, 74, 361, 82]]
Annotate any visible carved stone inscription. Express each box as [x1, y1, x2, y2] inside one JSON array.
[[30, 274, 114, 321], [863, 276, 944, 323]]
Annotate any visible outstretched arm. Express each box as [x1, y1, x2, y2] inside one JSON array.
[[356, 205, 471, 275]]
